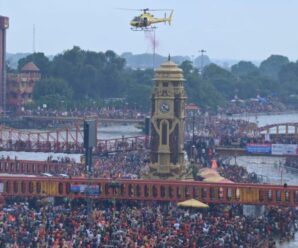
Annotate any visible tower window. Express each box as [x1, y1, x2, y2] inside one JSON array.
[[162, 123, 167, 145], [163, 82, 168, 87]]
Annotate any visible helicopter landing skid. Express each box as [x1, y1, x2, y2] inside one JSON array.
[[131, 26, 157, 32]]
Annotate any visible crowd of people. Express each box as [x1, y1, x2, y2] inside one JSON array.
[[17, 107, 144, 120], [285, 157, 298, 170], [219, 98, 286, 115], [29, 151, 148, 179], [0, 200, 295, 248], [92, 151, 149, 179], [185, 117, 256, 141], [217, 164, 259, 183]]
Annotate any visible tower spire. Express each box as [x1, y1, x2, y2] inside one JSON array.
[[168, 54, 171, 61]]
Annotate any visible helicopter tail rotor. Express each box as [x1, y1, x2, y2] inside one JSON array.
[[167, 10, 174, 25]]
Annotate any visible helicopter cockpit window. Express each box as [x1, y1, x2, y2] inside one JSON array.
[[133, 17, 140, 21]]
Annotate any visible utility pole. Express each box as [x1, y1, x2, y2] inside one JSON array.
[[192, 110, 196, 160], [83, 119, 97, 223], [153, 28, 156, 69], [198, 49, 206, 74], [33, 24, 36, 53]]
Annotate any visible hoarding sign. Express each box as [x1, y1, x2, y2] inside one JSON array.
[[71, 185, 100, 196], [246, 144, 271, 154], [271, 144, 298, 156]]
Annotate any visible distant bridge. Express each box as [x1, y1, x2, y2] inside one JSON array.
[[21, 115, 142, 125], [258, 122, 298, 135], [0, 125, 149, 154]]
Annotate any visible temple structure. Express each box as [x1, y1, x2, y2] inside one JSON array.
[[7, 62, 41, 110]]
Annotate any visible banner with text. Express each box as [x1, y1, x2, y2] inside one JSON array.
[[70, 185, 100, 196], [271, 144, 298, 156], [246, 144, 271, 154]]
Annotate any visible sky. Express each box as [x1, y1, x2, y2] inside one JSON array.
[[1, 0, 298, 61]]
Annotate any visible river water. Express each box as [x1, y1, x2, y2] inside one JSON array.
[[98, 124, 142, 139]]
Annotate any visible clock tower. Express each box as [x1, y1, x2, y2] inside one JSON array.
[[144, 57, 189, 179]]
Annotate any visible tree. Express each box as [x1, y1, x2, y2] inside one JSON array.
[[126, 84, 151, 111], [203, 63, 238, 99], [194, 55, 211, 69], [259, 55, 290, 80], [278, 62, 298, 103], [33, 78, 73, 109], [278, 62, 298, 84], [180, 61, 225, 110], [231, 61, 258, 77], [180, 60, 194, 75]]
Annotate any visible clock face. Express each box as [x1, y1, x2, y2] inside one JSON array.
[[160, 102, 170, 113]]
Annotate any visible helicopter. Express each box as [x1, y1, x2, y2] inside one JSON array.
[[120, 8, 174, 31]]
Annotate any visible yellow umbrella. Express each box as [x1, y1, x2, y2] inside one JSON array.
[[219, 178, 234, 184], [199, 167, 213, 173], [177, 199, 209, 208], [203, 175, 225, 183], [201, 171, 220, 178], [199, 168, 219, 177]]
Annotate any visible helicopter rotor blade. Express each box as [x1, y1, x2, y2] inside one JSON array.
[[148, 9, 173, 11], [115, 8, 143, 11], [116, 8, 173, 12]]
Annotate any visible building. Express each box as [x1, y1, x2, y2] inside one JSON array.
[[0, 16, 9, 113], [7, 62, 41, 109], [143, 57, 191, 179]]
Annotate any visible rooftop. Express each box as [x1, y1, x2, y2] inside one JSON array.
[[21, 62, 40, 72]]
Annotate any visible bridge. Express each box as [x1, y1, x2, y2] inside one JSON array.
[[0, 122, 297, 155], [20, 115, 142, 128], [258, 122, 298, 135], [0, 125, 149, 154], [0, 158, 296, 207], [0, 175, 297, 206]]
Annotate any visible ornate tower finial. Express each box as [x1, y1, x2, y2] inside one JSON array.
[[168, 54, 171, 61]]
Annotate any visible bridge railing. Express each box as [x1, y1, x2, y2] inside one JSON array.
[[0, 176, 297, 206], [0, 135, 149, 154]]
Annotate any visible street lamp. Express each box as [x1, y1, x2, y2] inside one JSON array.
[[191, 109, 198, 161], [192, 110, 195, 146], [107, 181, 122, 218], [198, 49, 207, 74]]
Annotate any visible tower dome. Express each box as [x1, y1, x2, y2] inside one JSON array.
[[154, 59, 185, 82]]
